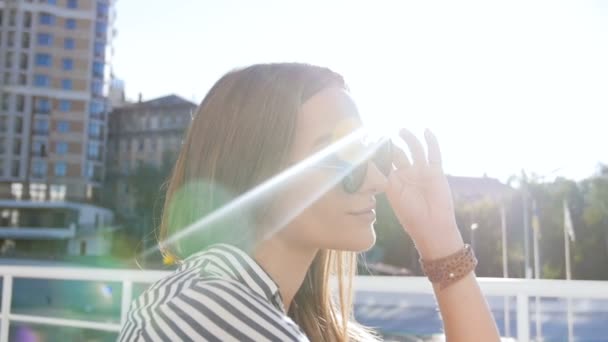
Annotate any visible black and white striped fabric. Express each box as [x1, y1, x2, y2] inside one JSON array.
[[118, 244, 309, 341]]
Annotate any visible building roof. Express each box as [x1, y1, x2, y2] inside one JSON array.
[[115, 94, 197, 111], [447, 175, 514, 202], [140, 94, 196, 107]]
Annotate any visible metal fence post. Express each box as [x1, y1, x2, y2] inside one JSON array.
[[121, 280, 133, 327], [1, 276, 13, 342], [517, 293, 530, 342]]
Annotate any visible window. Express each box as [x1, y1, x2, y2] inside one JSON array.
[[36, 98, 51, 113], [88, 142, 99, 159], [58, 100, 70, 112], [62, 58, 73, 71], [94, 42, 104, 57], [97, 2, 109, 17], [1, 93, 9, 111], [57, 121, 70, 133], [13, 139, 21, 155], [50, 184, 66, 201], [54, 162, 67, 177], [24, 11, 32, 28], [61, 79, 72, 90], [150, 138, 157, 151], [14, 117, 23, 134], [5, 51, 13, 68], [90, 100, 104, 115], [64, 38, 75, 50], [8, 10, 16, 26], [0, 116, 7, 132], [92, 80, 103, 96], [35, 53, 52, 67], [30, 183, 47, 201], [65, 18, 76, 30], [11, 161, 20, 178], [37, 33, 53, 46], [16, 95, 24, 112], [32, 161, 47, 178], [39, 13, 55, 25], [19, 53, 28, 70], [67, 0, 78, 9], [34, 119, 49, 134], [95, 22, 107, 36], [22, 32, 30, 49], [89, 122, 101, 137], [11, 183, 23, 200], [56, 142, 68, 155], [7, 32, 15, 48], [34, 74, 50, 87], [86, 162, 94, 179], [47, 0, 57, 4], [150, 116, 159, 129], [32, 141, 47, 156], [92, 62, 104, 77]]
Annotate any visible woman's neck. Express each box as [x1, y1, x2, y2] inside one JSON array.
[[253, 238, 318, 312]]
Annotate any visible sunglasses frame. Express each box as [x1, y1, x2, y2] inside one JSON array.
[[316, 139, 393, 193]]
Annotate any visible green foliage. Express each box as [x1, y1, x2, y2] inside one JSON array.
[[105, 152, 176, 267], [372, 168, 608, 280]]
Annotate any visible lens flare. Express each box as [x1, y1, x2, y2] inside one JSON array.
[[143, 125, 397, 260]]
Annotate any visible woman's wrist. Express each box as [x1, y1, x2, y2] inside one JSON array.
[[413, 224, 465, 261]]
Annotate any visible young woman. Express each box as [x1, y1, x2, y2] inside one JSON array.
[[119, 63, 500, 341]]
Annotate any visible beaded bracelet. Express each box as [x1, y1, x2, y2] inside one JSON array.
[[419, 244, 478, 290]]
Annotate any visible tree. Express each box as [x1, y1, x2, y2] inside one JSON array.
[[105, 152, 176, 267], [371, 171, 608, 280]]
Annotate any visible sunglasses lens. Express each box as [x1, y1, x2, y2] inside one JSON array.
[[341, 139, 392, 193], [373, 140, 393, 176], [343, 164, 368, 193]]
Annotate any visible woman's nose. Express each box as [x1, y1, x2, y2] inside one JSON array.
[[361, 162, 388, 195]]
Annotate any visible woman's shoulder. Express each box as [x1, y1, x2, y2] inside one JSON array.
[[119, 275, 307, 341]]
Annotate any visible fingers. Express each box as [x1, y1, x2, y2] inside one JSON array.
[[397, 128, 443, 170], [424, 129, 443, 170], [392, 143, 412, 169], [399, 128, 426, 167]]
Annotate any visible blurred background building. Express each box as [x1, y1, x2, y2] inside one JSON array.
[[0, 0, 116, 257]]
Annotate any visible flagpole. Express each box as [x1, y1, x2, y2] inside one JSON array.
[[500, 204, 511, 337], [532, 200, 542, 341], [523, 181, 531, 279], [564, 199, 574, 342]]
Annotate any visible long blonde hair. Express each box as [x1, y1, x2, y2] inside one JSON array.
[[158, 63, 379, 341]]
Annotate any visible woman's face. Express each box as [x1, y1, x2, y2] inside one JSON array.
[[273, 87, 388, 252]]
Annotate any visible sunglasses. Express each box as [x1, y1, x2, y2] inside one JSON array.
[[318, 139, 393, 193]]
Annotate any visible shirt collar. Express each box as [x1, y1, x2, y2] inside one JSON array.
[[181, 243, 285, 312]]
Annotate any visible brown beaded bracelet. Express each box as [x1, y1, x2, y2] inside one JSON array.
[[419, 244, 478, 290]]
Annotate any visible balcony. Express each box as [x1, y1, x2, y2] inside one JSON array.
[[0, 226, 75, 240], [0, 269, 606, 341]]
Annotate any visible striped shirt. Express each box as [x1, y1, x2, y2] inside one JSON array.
[[118, 244, 309, 341]]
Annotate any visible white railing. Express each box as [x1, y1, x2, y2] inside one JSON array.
[[0, 265, 168, 342], [1, 265, 607, 342]]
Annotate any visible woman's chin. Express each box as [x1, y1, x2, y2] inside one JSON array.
[[336, 226, 376, 252]]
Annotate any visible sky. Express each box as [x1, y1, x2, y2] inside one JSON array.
[[112, 0, 608, 182]]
